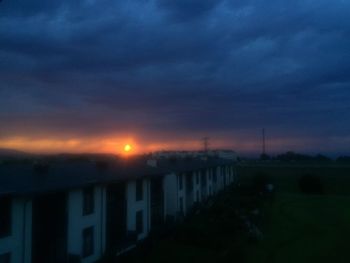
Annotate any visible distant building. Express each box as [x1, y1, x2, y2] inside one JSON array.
[[152, 150, 237, 160], [0, 156, 237, 263]]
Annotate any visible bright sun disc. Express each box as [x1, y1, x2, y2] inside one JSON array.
[[124, 144, 132, 152]]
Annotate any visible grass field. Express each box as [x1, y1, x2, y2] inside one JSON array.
[[246, 194, 350, 263], [241, 163, 350, 262], [119, 163, 350, 263]]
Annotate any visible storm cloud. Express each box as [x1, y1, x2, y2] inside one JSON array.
[[0, 0, 350, 155]]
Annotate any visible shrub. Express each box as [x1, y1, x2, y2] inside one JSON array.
[[298, 174, 324, 194], [252, 172, 270, 194]]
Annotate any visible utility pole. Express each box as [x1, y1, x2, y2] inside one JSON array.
[[262, 128, 266, 156], [202, 137, 210, 153]]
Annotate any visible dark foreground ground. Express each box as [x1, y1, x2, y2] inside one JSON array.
[[115, 162, 350, 263]]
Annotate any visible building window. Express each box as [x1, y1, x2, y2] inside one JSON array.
[[186, 173, 193, 191], [136, 210, 143, 234], [179, 197, 183, 214], [83, 187, 94, 216], [136, 179, 143, 201], [178, 175, 183, 190], [213, 173, 217, 183], [196, 173, 199, 184], [0, 197, 11, 238], [0, 253, 11, 263], [82, 227, 94, 258], [201, 171, 206, 187]]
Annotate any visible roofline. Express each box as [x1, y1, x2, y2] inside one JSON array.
[[0, 160, 236, 197]]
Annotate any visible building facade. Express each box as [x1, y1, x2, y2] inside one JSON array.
[[0, 158, 237, 263]]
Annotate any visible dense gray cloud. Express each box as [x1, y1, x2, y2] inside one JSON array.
[[0, 0, 350, 154], [157, 0, 221, 21]]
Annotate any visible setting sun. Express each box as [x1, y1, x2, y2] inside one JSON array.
[[124, 144, 132, 152]]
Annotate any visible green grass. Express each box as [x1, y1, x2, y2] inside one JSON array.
[[246, 194, 350, 263], [239, 164, 350, 262]]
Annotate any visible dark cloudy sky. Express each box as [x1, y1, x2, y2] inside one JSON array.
[[1, 0, 350, 155]]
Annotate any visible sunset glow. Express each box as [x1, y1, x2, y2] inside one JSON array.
[[0, 135, 342, 156], [124, 144, 132, 152]]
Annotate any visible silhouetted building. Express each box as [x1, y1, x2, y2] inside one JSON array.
[[0, 156, 237, 263]]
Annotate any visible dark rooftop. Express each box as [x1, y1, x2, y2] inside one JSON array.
[[0, 155, 235, 196]]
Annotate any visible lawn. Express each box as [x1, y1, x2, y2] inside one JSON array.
[[246, 194, 350, 263], [241, 163, 350, 262]]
